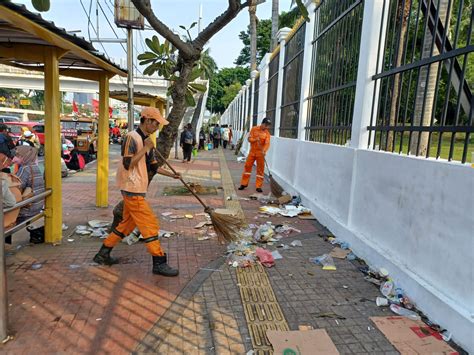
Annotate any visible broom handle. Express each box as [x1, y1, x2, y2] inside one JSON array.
[[256, 139, 272, 175], [154, 149, 209, 210]]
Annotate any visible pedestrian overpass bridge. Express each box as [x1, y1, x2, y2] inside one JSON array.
[[0, 65, 167, 97]]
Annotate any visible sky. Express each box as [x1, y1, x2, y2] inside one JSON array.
[[15, 0, 293, 71]]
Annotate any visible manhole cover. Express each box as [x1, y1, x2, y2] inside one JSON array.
[[163, 184, 218, 196]]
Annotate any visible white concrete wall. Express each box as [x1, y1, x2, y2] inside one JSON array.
[[259, 137, 474, 352]]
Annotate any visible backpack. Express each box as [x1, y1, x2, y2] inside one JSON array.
[[184, 130, 193, 144], [77, 154, 86, 170]]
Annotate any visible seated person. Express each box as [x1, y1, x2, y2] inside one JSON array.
[[63, 143, 83, 171], [14, 146, 45, 224], [1, 174, 16, 209]]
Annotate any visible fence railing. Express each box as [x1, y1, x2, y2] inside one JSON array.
[[221, 0, 472, 163], [368, 0, 473, 163], [280, 22, 306, 138]]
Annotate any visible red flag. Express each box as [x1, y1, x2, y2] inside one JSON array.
[[72, 100, 78, 113], [92, 99, 99, 114]]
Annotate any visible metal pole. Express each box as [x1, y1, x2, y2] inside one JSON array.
[[127, 27, 134, 132], [0, 180, 8, 341], [198, 4, 203, 33]]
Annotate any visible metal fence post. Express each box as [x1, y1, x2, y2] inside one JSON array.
[[297, 2, 317, 140], [350, 0, 390, 149], [274, 28, 291, 137]]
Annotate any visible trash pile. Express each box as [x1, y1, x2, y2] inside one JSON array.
[[226, 222, 302, 268], [67, 220, 110, 241], [308, 236, 357, 271]]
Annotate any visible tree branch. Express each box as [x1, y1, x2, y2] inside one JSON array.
[[131, 0, 194, 58], [193, 0, 249, 50]]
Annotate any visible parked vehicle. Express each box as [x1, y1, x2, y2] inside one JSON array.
[[60, 115, 97, 162], [0, 115, 20, 123], [5, 121, 45, 156]]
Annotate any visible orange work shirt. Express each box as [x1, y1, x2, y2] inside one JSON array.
[[248, 125, 271, 155]]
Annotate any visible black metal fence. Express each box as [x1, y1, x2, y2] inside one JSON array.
[[280, 22, 306, 138], [369, 0, 473, 163], [305, 0, 364, 144], [266, 51, 280, 135], [253, 75, 260, 127]]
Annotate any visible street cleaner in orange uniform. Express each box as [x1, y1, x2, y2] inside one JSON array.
[[93, 107, 179, 277], [238, 118, 271, 193]]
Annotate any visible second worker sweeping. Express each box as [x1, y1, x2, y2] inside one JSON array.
[[238, 118, 271, 193]]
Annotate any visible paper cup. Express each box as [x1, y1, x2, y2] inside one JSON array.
[[376, 297, 389, 307]]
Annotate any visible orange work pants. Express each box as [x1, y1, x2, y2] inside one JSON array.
[[103, 195, 164, 256], [240, 151, 265, 188]]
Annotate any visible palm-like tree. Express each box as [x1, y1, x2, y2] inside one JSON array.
[[198, 48, 218, 80]]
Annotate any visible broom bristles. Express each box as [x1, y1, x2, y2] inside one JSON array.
[[269, 174, 284, 198], [208, 209, 245, 242]]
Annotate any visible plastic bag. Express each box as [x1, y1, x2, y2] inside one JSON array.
[[256, 247, 275, 267], [253, 225, 275, 242], [309, 254, 337, 270]]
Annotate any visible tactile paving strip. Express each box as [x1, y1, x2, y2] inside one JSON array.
[[219, 150, 289, 354]]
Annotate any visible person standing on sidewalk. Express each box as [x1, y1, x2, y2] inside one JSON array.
[[180, 123, 195, 163], [238, 118, 271, 193], [93, 107, 179, 277]]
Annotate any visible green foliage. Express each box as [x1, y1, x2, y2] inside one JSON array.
[[138, 35, 177, 78], [198, 48, 218, 80], [234, 11, 300, 67], [221, 82, 242, 107], [207, 67, 250, 113], [31, 0, 50, 12], [139, 36, 208, 107]]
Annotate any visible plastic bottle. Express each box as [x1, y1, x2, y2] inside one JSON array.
[[390, 304, 421, 321]]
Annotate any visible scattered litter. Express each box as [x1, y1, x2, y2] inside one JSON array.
[[256, 247, 275, 267], [195, 212, 208, 217], [329, 247, 351, 259], [159, 230, 176, 238], [313, 312, 346, 320], [342, 285, 349, 289], [161, 212, 174, 217], [376, 297, 389, 307], [67, 238, 74, 242], [96, 318, 102, 321], [441, 330, 452, 342], [277, 244, 290, 250], [246, 350, 254, 355], [367, 326, 371, 331], [200, 268, 223, 272], [290, 240, 302, 247], [275, 224, 301, 234], [298, 325, 314, 331], [31, 263, 42, 270], [309, 254, 337, 270], [267, 329, 339, 355], [364, 276, 383, 286], [194, 221, 212, 229], [170, 215, 185, 219], [380, 280, 395, 298], [259, 205, 312, 218], [389, 304, 420, 320], [69, 264, 81, 269], [271, 250, 283, 260], [379, 268, 389, 278], [62, 223, 69, 231], [346, 252, 357, 260], [237, 157, 246, 162], [253, 224, 275, 242], [277, 194, 292, 204], [185, 214, 194, 219], [198, 236, 211, 241], [123, 228, 141, 245], [90, 228, 108, 238], [298, 213, 316, 220], [88, 220, 110, 229]]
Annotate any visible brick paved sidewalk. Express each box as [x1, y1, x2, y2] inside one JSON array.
[[3, 146, 228, 354]]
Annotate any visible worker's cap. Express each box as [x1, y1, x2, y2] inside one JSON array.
[[261, 118, 272, 125], [24, 130, 32, 137], [141, 107, 169, 126]]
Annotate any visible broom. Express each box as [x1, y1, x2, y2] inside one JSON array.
[[263, 157, 284, 198], [155, 150, 244, 242]]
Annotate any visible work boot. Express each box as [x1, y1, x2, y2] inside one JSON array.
[[256, 188, 263, 193], [152, 254, 179, 277], [93, 245, 119, 265], [238, 185, 247, 190]]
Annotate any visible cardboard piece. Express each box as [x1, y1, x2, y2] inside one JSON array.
[[194, 221, 213, 229], [266, 329, 339, 355], [329, 247, 351, 259], [370, 316, 458, 355], [298, 214, 316, 220]]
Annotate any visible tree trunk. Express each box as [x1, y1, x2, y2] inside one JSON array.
[[271, 0, 279, 51], [155, 59, 196, 166], [249, 0, 258, 71], [410, 0, 451, 156], [386, 0, 411, 151]]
